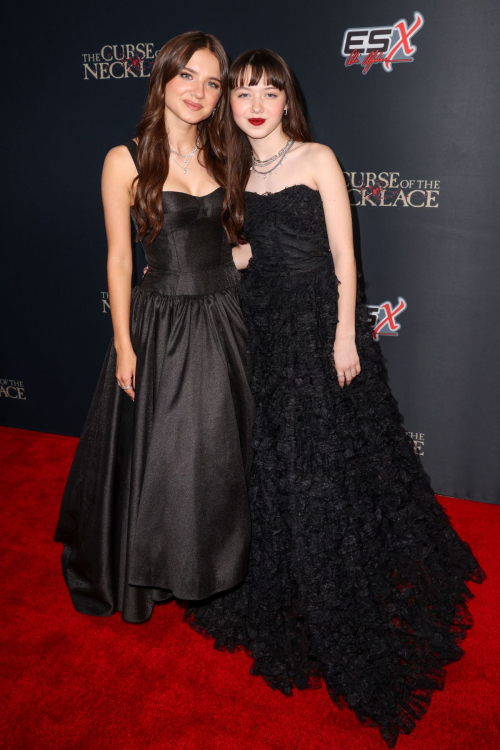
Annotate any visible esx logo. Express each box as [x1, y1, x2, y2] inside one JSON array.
[[341, 12, 424, 74], [367, 298, 407, 340]]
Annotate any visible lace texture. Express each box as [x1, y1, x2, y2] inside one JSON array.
[[185, 186, 485, 747]]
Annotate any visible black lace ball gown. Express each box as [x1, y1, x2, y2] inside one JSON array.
[[186, 185, 485, 747], [54, 141, 254, 623]]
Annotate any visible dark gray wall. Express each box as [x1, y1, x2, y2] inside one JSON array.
[[2, 1, 499, 502]]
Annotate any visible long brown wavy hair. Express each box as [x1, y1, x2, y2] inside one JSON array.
[[222, 49, 312, 244], [134, 32, 229, 244]]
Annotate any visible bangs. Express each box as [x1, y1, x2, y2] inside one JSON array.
[[229, 51, 287, 90]]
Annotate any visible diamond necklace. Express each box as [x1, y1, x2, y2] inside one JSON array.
[[250, 139, 294, 179], [170, 139, 200, 174]]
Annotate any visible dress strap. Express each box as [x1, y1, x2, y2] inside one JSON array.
[[126, 139, 139, 171]]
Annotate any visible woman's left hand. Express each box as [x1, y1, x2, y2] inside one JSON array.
[[333, 334, 361, 388]]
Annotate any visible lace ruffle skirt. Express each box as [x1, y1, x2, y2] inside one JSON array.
[[186, 262, 485, 747]]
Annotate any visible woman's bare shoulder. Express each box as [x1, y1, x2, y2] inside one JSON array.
[[301, 142, 338, 163], [104, 144, 135, 165], [102, 144, 137, 185]]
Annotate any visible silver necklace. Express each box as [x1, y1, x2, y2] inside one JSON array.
[[250, 139, 294, 179], [252, 138, 294, 167], [170, 139, 200, 174]]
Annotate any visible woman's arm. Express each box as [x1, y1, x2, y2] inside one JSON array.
[[101, 146, 137, 400], [310, 144, 361, 388], [232, 243, 253, 270]]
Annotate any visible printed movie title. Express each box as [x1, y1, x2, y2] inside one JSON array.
[[83, 43, 157, 80], [344, 172, 440, 208], [0, 379, 26, 399]]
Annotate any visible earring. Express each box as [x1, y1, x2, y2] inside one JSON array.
[[211, 108, 217, 116], [283, 108, 288, 116]]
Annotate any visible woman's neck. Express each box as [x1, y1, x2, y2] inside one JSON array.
[[165, 111, 199, 154], [249, 127, 289, 162]]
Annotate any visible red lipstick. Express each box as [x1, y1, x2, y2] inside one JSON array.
[[248, 118, 266, 126]]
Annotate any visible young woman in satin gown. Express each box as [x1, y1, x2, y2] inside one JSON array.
[[55, 32, 254, 624], [185, 49, 485, 747]]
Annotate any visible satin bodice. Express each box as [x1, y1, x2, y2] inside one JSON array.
[[131, 188, 232, 273], [244, 185, 333, 274], [126, 141, 237, 296]]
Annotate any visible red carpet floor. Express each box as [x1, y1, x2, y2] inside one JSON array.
[[1, 426, 499, 750]]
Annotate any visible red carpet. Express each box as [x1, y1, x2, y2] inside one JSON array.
[[1, 426, 499, 750]]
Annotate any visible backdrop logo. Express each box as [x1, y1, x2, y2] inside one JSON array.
[[101, 292, 110, 313], [407, 431, 425, 456], [367, 298, 407, 340], [344, 172, 440, 208], [0, 378, 26, 400], [82, 43, 157, 80], [341, 12, 424, 74]]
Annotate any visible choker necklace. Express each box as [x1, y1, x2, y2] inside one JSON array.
[[251, 139, 294, 179], [170, 139, 200, 174]]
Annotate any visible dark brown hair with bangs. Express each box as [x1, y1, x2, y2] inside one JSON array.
[[134, 31, 229, 244], [223, 49, 312, 244]]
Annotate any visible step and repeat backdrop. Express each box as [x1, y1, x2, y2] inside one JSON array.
[[2, 1, 499, 503]]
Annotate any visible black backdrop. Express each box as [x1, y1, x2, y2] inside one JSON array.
[[2, 1, 499, 503]]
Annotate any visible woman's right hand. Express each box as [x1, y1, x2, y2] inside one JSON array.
[[115, 344, 137, 401]]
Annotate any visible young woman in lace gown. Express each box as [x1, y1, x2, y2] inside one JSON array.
[[55, 33, 254, 624], [186, 49, 485, 747]]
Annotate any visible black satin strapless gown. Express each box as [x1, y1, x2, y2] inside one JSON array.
[[186, 186, 485, 747], [55, 141, 254, 623]]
